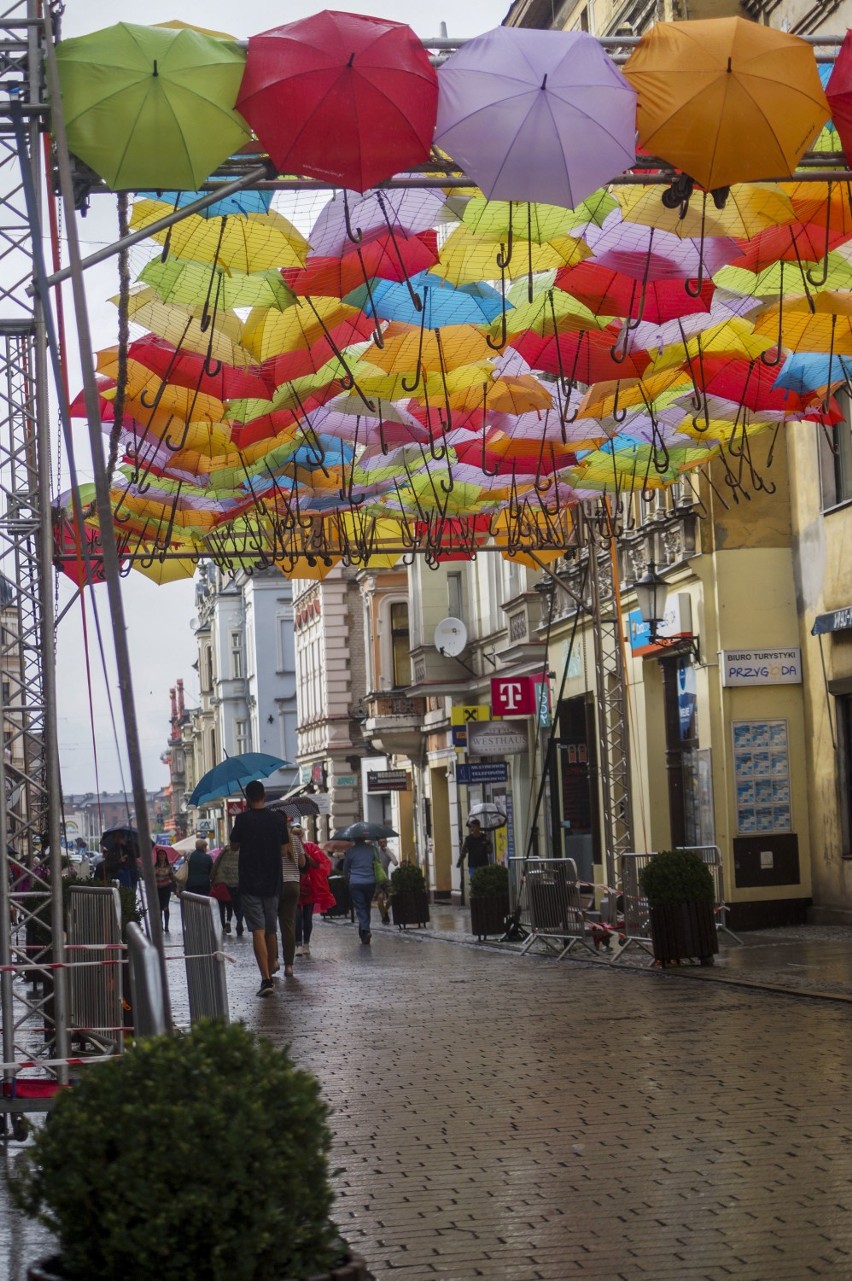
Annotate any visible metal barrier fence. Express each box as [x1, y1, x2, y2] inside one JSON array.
[[67, 885, 125, 1054], [126, 923, 167, 1038], [180, 893, 229, 1025], [513, 858, 597, 960], [614, 846, 742, 964]]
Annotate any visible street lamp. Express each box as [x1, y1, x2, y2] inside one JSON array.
[[633, 560, 700, 662]]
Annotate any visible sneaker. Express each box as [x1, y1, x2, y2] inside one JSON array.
[[284, 965, 294, 978], [295, 945, 304, 957], [236, 926, 244, 937], [223, 922, 231, 934], [362, 932, 372, 945], [257, 979, 274, 997], [271, 963, 281, 975], [302, 945, 311, 957]]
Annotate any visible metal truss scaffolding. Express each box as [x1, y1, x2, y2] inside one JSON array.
[[0, 2, 68, 1119]]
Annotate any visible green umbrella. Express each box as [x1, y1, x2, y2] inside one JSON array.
[[139, 257, 296, 312], [55, 22, 250, 191]]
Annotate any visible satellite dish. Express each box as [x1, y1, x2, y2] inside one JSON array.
[[434, 617, 467, 658]]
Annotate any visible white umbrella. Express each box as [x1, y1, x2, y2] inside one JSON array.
[[468, 802, 507, 831]]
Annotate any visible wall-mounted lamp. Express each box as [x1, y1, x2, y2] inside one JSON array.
[[633, 560, 700, 663]]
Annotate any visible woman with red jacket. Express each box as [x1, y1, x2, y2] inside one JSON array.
[[292, 825, 335, 957]]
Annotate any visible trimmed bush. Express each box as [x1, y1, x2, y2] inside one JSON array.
[[639, 849, 714, 907], [11, 1020, 340, 1281], [469, 863, 509, 899]]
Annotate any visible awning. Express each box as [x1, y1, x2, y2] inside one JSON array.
[[812, 607, 852, 635]]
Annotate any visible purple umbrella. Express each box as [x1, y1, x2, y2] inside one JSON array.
[[434, 27, 636, 210]]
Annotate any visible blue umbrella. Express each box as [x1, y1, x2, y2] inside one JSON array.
[[189, 753, 291, 806], [773, 352, 852, 395], [344, 271, 510, 328], [138, 188, 273, 218]]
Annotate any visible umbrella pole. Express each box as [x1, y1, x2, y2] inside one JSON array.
[[44, 15, 174, 1031]]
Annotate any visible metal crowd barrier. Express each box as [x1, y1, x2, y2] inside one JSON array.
[[516, 858, 597, 960], [67, 885, 124, 1053], [507, 856, 531, 935], [126, 923, 167, 1038], [676, 846, 742, 943], [612, 853, 655, 964], [180, 893, 229, 1025]]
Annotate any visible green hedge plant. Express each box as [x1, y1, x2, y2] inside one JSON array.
[[639, 849, 714, 907], [11, 1020, 340, 1281], [470, 863, 509, 899], [390, 862, 426, 894]]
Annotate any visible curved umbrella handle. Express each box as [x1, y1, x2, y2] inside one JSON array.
[[486, 254, 508, 352], [343, 190, 363, 245]]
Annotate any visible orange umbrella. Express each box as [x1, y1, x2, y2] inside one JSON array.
[[624, 17, 828, 190]]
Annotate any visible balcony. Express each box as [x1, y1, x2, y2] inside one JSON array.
[[363, 690, 427, 759]]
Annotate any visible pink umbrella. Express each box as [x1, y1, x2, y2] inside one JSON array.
[[435, 27, 636, 208]]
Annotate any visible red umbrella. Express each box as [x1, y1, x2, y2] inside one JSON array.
[[127, 336, 274, 402], [264, 314, 378, 384], [282, 230, 439, 298], [555, 261, 715, 325], [509, 326, 651, 384], [237, 11, 439, 192], [826, 31, 852, 162]]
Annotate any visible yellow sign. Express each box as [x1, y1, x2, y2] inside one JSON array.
[[451, 704, 490, 725]]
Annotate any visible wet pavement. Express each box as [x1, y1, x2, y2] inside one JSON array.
[[4, 909, 852, 1279]]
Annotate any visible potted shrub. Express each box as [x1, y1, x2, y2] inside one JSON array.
[[469, 863, 510, 941], [638, 848, 718, 968], [389, 862, 430, 929], [11, 1019, 370, 1281]]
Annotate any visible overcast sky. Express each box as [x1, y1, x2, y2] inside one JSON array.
[[54, 0, 510, 797]]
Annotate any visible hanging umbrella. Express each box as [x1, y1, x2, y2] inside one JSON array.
[[130, 203, 310, 273], [282, 231, 439, 299], [825, 31, 852, 163], [308, 189, 453, 259], [435, 27, 636, 208], [139, 258, 296, 313], [556, 261, 715, 324], [237, 12, 438, 192], [624, 17, 828, 191], [189, 752, 291, 806], [55, 22, 250, 191], [345, 272, 509, 328]]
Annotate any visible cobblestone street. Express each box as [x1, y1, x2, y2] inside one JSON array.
[[4, 916, 852, 1280]]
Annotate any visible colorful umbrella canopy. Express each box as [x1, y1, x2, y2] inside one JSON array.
[[435, 27, 636, 208], [624, 17, 828, 191], [237, 11, 438, 191], [55, 22, 249, 190]]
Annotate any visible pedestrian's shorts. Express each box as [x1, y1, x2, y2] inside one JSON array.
[[240, 893, 278, 933]]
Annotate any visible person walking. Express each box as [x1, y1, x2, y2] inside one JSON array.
[[343, 837, 377, 945], [229, 781, 287, 997], [374, 837, 398, 925], [184, 838, 214, 896], [457, 819, 492, 889], [292, 825, 334, 956], [211, 843, 244, 936], [278, 821, 305, 978], [153, 847, 176, 933]]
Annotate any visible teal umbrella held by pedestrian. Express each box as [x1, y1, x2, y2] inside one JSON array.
[[189, 753, 291, 807]]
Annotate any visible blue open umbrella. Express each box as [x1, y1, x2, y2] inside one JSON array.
[[189, 753, 291, 807], [344, 271, 509, 328]]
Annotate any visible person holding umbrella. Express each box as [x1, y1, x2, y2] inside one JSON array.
[[457, 819, 492, 887], [337, 822, 396, 945]]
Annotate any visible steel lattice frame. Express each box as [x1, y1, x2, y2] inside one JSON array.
[[0, 2, 68, 1107]]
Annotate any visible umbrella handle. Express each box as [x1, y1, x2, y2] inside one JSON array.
[[401, 298, 427, 392], [343, 190, 363, 245], [496, 207, 514, 270], [806, 187, 833, 288], [486, 255, 508, 352]]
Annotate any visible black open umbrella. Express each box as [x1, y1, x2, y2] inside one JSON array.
[[269, 795, 320, 819], [100, 825, 139, 854], [332, 822, 397, 841]]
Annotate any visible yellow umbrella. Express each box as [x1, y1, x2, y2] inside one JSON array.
[[367, 326, 493, 374], [438, 227, 590, 286], [98, 358, 227, 423], [502, 289, 610, 338], [647, 317, 773, 373], [120, 288, 255, 367], [242, 299, 362, 361], [753, 306, 852, 353], [130, 203, 310, 272], [615, 183, 796, 240], [130, 552, 198, 584], [275, 556, 339, 581]]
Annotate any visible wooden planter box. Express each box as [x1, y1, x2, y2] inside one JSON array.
[[391, 890, 430, 929], [469, 893, 510, 940], [649, 900, 718, 966]]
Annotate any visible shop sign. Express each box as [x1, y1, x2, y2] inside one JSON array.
[[451, 726, 468, 747], [628, 594, 693, 655], [225, 799, 245, 817], [367, 769, 409, 792], [468, 721, 528, 755], [335, 774, 357, 788], [490, 674, 548, 717], [721, 648, 802, 686], [457, 762, 509, 784], [451, 704, 490, 724]]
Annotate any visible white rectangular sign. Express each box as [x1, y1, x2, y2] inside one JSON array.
[[722, 649, 802, 687]]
